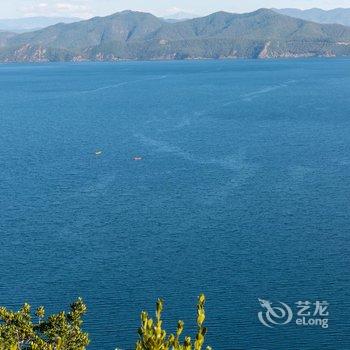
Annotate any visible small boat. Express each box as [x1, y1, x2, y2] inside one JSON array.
[[133, 156, 142, 161], [95, 150, 103, 156]]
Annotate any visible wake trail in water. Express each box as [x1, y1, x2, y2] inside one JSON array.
[[185, 80, 299, 117], [222, 80, 298, 106], [134, 133, 255, 175], [81, 75, 167, 94], [81, 82, 128, 93]]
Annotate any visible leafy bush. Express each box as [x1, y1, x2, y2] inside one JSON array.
[[0, 298, 89, 350], [0, 295, 212, 350], [136, 294, 212, 350]]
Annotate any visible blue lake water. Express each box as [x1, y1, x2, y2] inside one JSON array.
[[0, 59, 349, 349]]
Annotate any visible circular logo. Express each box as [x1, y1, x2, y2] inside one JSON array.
[[258, 298, 293, 328]]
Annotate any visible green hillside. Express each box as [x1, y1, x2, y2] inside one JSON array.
[[274, 8, 350, 27], [1, 9, 350, 61]]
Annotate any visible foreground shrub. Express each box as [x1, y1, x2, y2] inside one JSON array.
[[136, 294, 212, 350], [0, 295, 212, 349], [0, 298, 89, 350]]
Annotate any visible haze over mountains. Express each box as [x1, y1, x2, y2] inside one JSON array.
[[0, 9, 350, 62], [0, 17, 82, 33], [0, 31, 16, 47], [274, 8, 350, 27], [164, 12, 199, 22]]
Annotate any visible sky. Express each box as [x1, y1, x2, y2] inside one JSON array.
[[1, 0, 350, 19]]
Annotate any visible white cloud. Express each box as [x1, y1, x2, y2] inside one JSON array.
[[20, 1, 93, 18], [164, 7, 185, 15], [55, 3, 87, 12], [6, 0, 350, 20]]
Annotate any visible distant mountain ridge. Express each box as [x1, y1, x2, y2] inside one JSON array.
[[164, 11, 199, 22], [0, 31, 17, 47], [0, 16, 82, 33], [1, 9, 350, 62], [273, 8, 350, 27]]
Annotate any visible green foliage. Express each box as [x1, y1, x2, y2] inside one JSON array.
[[136, 294, 212, 350], [1, 9, 350, 61], [1, 295, 213, 350], [0, 298, 89, 350]]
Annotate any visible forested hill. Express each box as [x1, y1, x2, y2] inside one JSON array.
[[1, 8, 350, 62], [273, 8, 350, 27]]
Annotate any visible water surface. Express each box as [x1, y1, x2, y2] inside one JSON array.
[[0, 59, 349, 349]]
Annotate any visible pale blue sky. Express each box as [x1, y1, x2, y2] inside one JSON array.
[[2, 0, 350, 19]]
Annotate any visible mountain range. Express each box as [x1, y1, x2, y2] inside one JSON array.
[[0, 17, 82, 33], [273, 8, 350, 27], [164, 12, 199, 22], [0, 9, 350, 62], [0, 31, 16, 47]]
